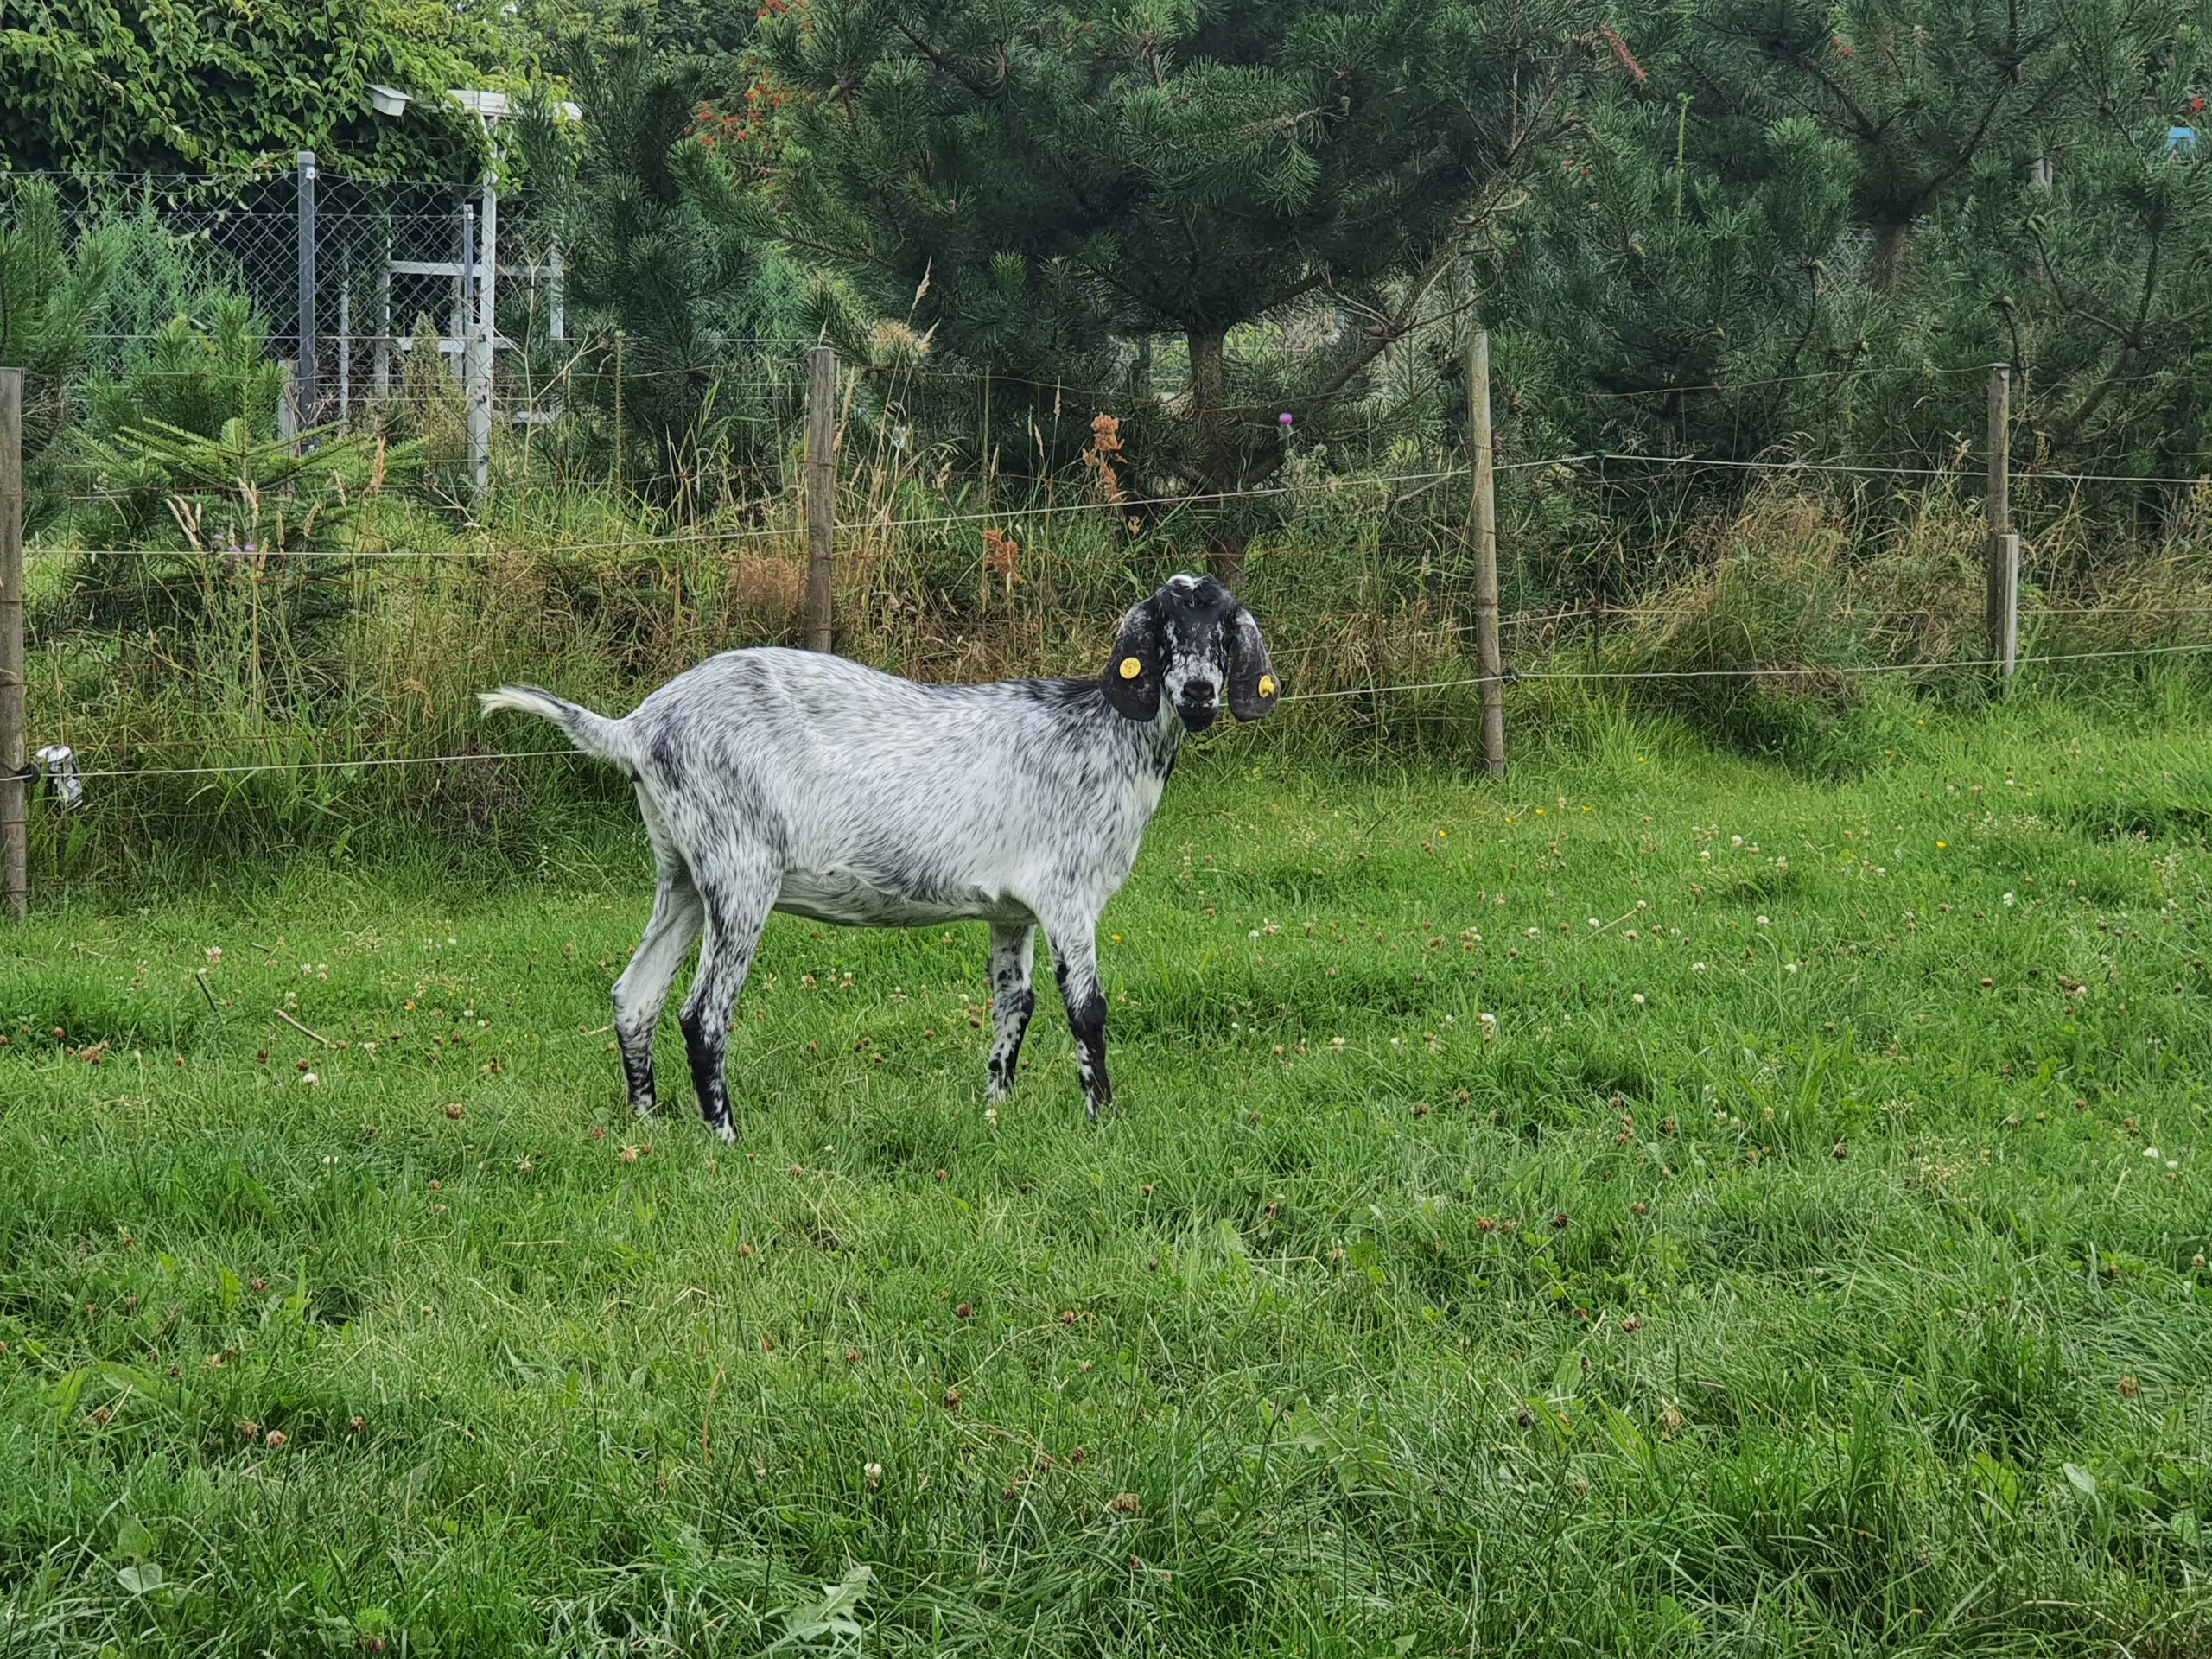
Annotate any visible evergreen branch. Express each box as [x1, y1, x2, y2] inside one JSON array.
[[1306, 175, 1531, 420], [1781, 261, 1821, 381], [893, 22, 1001, 101]]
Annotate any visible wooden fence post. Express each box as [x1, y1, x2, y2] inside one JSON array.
[[0, 367, 25, 921], [805, 344, 837, 652], [1996, 531, 2019, 685], [1469, 330, 1506, 778], [611, 330, 625, 497], [1986, 363, 2017, 692]]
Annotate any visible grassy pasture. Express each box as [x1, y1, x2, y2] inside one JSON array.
[[3, 692, 2212, 1656]]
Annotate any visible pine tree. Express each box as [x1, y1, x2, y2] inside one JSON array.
[[1485, 0, 2210, 563], [1690, 0, 2073, 290], [757, 0, 1594, 575], [1980, 0, 2212, 479], [1499, 101, 1860, 462], [519, 20, 795, 506]]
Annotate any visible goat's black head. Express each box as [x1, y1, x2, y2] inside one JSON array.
[[1100, 575, 1278, 732]]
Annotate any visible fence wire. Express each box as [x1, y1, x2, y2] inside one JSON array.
[[41, 640, 2212, 784], [10, 168, 2212, 872]]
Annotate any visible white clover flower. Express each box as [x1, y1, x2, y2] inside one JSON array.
[[1631, 993, 1646, 1006]]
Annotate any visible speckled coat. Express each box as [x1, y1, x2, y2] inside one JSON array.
[[481, 575, 1277, 1138]]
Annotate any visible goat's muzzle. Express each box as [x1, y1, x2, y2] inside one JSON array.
[[1175, 683, 1220, 733]]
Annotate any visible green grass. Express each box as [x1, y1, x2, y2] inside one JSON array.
[[5, 693, 2212, 1656]]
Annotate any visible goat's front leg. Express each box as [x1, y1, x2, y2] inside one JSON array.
[[1046, 918, 1111, 1122], [985, 922, 1038, 1101], [677, 862, 777, 1142]]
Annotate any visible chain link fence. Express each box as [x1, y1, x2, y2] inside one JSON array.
[[1, 160, 563, 444]]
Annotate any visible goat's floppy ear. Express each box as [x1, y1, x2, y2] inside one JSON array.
[[1225, 602, 1280, 721], [1101, 599, 1164, 721]]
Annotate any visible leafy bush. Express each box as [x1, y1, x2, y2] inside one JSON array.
[[0, 0, 498, 175]]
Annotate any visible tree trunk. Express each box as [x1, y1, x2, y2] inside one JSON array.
[[1871, 219, 1910, 292], [1186, 327, 1248, 585]]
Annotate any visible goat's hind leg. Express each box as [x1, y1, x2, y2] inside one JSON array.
[[984, 922, 1038, 1101], [612, 861, 704, 1118], [678, 851, 779, 1142]]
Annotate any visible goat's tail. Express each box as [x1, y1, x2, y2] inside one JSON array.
[[479, 684, 633, 765]]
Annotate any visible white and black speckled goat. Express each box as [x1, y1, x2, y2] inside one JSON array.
[[480, 574, 1277, 1140]]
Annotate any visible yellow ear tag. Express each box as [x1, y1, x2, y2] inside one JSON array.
[[1119, 657, 1143, 680], [1258, 674, 1277, 698]]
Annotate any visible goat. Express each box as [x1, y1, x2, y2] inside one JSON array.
[[480, 574, 1277, 1139]]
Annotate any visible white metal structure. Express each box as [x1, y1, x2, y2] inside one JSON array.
[[368, 86, 580, 489]]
